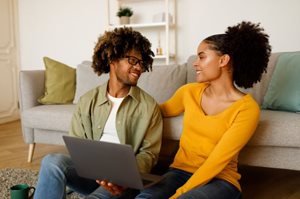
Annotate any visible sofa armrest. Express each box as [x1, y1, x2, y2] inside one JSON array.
[[19, 70, 45, 111]]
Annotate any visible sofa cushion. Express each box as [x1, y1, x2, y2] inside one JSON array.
[[262, 52, 300, 112], [22, 104, 75, 132], [138, 64, 187, 103], [34, 129, 67, 145], [239, 53, 281, 105], [38, 57, 76, 104], [163, 115, 183, 140], [247, 110, 300, 148], [74, 62, 187, 104], [186, 55, 197, 83], [73, 61, 109, 104], [239, 146, 300, 170]]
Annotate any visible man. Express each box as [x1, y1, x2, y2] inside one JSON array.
[[34, 27, 163, 199]]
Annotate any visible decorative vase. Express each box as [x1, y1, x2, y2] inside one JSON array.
[[120, 16, 130, 25]]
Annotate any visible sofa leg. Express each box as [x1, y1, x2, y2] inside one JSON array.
[[27, 143, 35, 163]]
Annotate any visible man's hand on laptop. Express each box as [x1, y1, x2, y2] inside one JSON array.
[[96, 180, 127, 195]]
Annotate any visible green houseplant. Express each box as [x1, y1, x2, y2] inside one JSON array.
[[117, 7, 133, 24]]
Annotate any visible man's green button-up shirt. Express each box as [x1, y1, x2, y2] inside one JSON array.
[[69, 81, 163, 173]]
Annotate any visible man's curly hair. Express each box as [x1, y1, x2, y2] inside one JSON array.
[[204, 21, 272, 88], [92, 27, 154, 76]]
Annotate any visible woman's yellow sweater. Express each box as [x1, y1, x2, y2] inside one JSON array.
[[160, 83, 260, 198]]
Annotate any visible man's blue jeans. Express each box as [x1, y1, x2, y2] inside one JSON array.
[[34, 154, 116, 199]]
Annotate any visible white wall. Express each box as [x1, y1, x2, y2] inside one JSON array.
[[18, 0, 300, 69], [18, 0, 107, 69], [176, 0, 300, 64]]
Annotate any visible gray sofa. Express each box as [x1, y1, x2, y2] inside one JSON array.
[[19, 53, 300, 172]]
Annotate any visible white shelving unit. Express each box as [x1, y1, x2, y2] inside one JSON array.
[[106, 0, 176, 65]]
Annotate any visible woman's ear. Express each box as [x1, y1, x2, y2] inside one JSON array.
[[219, 54, 231, 67]]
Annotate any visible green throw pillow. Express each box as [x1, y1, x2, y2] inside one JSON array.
[[262, 52, 300, 112], [38, 57, 76, 104]]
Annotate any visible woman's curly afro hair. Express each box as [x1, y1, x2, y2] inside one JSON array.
[[204, 21, 272, 88], [92, 27, 154, 76]]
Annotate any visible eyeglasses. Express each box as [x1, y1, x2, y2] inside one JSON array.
[[125, 56, 146, 72]]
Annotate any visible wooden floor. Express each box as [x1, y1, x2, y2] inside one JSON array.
[[1, 120, 300, 198], [0, 120, 67, 171]]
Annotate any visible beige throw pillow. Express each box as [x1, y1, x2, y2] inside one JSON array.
[[38, 57, 76, 104]]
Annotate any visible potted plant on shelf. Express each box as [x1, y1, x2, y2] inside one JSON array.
[[117, 7, 133, 25]]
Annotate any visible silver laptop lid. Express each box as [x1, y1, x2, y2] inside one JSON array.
[[63, 136, 144, 189]]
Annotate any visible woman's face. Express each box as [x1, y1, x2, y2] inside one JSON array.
[[193, 41, 223, 83]]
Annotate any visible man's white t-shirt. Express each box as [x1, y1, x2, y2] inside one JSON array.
[[100, 93, 124, 144]]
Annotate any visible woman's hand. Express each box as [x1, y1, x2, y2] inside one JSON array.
[[96, 180, 126, 195]]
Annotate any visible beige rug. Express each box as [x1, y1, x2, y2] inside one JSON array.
[[0, 168, 82, 199]]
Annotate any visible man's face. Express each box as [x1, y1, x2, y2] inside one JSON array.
[[111, 50, 144, 86]]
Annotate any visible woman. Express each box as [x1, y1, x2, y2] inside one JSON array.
[[134, 21, 272, 199]]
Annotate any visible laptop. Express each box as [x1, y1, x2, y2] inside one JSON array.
[[62, 135, 163, 190]]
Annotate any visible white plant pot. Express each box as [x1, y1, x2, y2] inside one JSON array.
[[120, 16, 130, 25]]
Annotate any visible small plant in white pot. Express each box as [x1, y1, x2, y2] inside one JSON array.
[[117, 7, 133, 25]]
